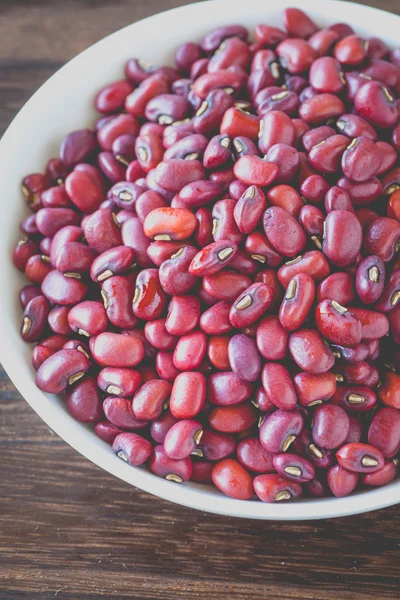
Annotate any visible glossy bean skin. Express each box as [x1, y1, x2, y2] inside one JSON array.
[[97, 367, 142, 397], [316, 272, 355, 305], [254, 473, 303, 502], [208, 335, 230, 370], [158, 246, 198, 296], [258, 110, 295, 154], [260, 409, 304, 453], [355, 80, 398, 129], [273, 453, 315, 483], [20, 294, 49, 343], [41, 270, 87, 306], [189, 241, 238, 277], [289, 329, 335, 374], [35, 349, 90, 394], [236, 438, 274, 474], [203, 271, 251, 302], [233, 155, 279, 188], [267, 185, 303, 218], [92, 332, 144, 368], [102, 276, 138, 329], [132, 269, 167, 320], [19, 284, 42, 309], [378, 372, 400, 410], [294, 429, 333, 469], [170, 371, 206, 419], [350, 307, 389, 340], [193, 89, 234, 136], [278, 251, 330, 288], [209, 403, 257, 433], [164, 295, 200, 337], [233, 186, 266, 234], [336, 443, 384, 474], [229, 283, 274, 328], [90, 246, 135, 282], [364, 217, 400, 263], [312, 404, 350, 450], [200, 301, 232, 335], [355, 255, 385, 304], [279, 273, 315, 331], [322, 210, 362, 267], [68, 300, 108, 336], [208, 371, 253, 406], [294, 372, 336, 408], [173, 330, 207, 371], [245, 231, 283, 268], [332, 386, 377, 413], [368, 408, 400, 458], [263, 207, 306, 258], [327, 465, 359, 497], [212, 459, 254, 500], [315, 299, 362, 347], [112, 432, 152, 466], [132, 379, 172, 421], [299, 94, 345, 125], [256, 316, 288, 361], [262, 363, 297, 410], [228, 334, 261, 382], [341, 136, 382, 183], [149, 445, 193, 482], [164, 419, 203, 460], [66, 377, 103, 423]]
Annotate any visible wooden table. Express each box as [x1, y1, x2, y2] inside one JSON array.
[[1, 1, 400, 598]]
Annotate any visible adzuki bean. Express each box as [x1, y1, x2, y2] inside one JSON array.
[[15, 8, 400, 503]]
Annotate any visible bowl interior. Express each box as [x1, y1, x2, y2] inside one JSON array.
[[0, 0, 399, 520]]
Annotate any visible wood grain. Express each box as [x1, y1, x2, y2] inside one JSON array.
[[1, 1, 400, 598]]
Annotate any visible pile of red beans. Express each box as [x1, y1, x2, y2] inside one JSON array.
[[13, 7, 400, 503]]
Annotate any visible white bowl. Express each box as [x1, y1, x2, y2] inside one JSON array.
[[0, 0, 398, 520]]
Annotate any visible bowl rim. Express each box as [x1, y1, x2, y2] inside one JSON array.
[[1, 0, 399, 520]]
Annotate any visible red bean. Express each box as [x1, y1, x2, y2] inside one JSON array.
[[322, 210, 362, 267], [368, 408, 400, 459], [200, 301, 232, 335], [315, 299, 362, 347], [355, 80, 398, 129], [327, 465, 359, 497], [35, 349, 90, 393], [356, 255, 385, 304], [260, 409, 304, 453], [274, 453, 315, 483], [66, 377, 103, 423], [212, 458, 253, 500], [299, 94, 345, 125], [41, 270, 87, 305], [379, 372, 400, 410], [132, 268, 167, 320], [97, 367, 142, 397], [229, 282, 273, 328], [312, 404, 350, 450], [362, 460, 398, 487], [254, 473, 302, 502], [256, 315, 288, 361], [92, 332, 144, 368], [170, 371, 206, 419], [279, 273, 315, 331], [336, 443, 384, 473], [159, 245, 198, 295], [294, 429, 333, 469], [258, 110, 295, 154], [278, 251, 330, 288], [283, 7, 318, 38], [261, 363, 297, 410], [289, 329, 335, 374], [294, 371, 337, 408], [112, 432, 152, 466], [150, 445, 192, 482], [228, 334, 261, 383], [364, 217, 400, 263], [164, 419, 203, 460], [350, 307, 389, 340], [316, 272, 355, 305], [209, 403, 257, 433], [233, 155, 279, 187], [332, 385, 377, 413], [263, 207, 306, 258]]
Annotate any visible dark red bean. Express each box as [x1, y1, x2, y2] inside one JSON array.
[[355, 80, 398, 128], [212, 458, 253, 500], [245, 231, 283, 268], [364, 217, 400, 263], [294, 429, 333, 469], [41, 270, 87, 305], [112, 432, 152, 466], [193, 89, 234, 136], [258, 110, 295, 154], [260, 409, 304, 453], [279, 273, 315, 331], [294, 372, 336, 408], [68, 300, 108, 336], [299, 93, 345, 125], [233, 186, 266, 234], [261, 363, 297, 410], [308, 135, 349, 174], [228, 334, 261, 383], [203, 271, 251, 302], [263, 207, 306, 258], [229, 282, 273, 328], [35, 349, 90, 393], [316, 272, 355, 305], [322, 210, 362, 267], [368, 408, 400, 459], [66, 377, 103, 423], [289, 329, 335, 374], [164, 419, 203, 460], [21, 295, 50, 343], [278, 251, 330, 288], [132, 379, 172, 421], [165, 295, 200, 336], [276, 38, 317, 74], [101, 276, 138, 329], [315, 299, 362, 347], [312, 404, 350, 450], [356, 255, 385, 304], [363, 461, 398, 487], [336, 443, 384, 473], [254, 473, 303, 503], [150, 445, 192, 483], [273, 453, 315, 483], [13, 238, 38, 272], [327, 465, 359, 497], [267, 185, 303, 218], [19, 284, 42, 309], [208, 403, 257, 433], [170, 371, 206, 419], [332, 386, 377, 413], [256, 316, 288, 361], [94, 421, 125, 444], [208, 371, 252, 406], [158, 245, 198, 295], [350, 307, 389, 340], [97, 367, 142, 397]]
